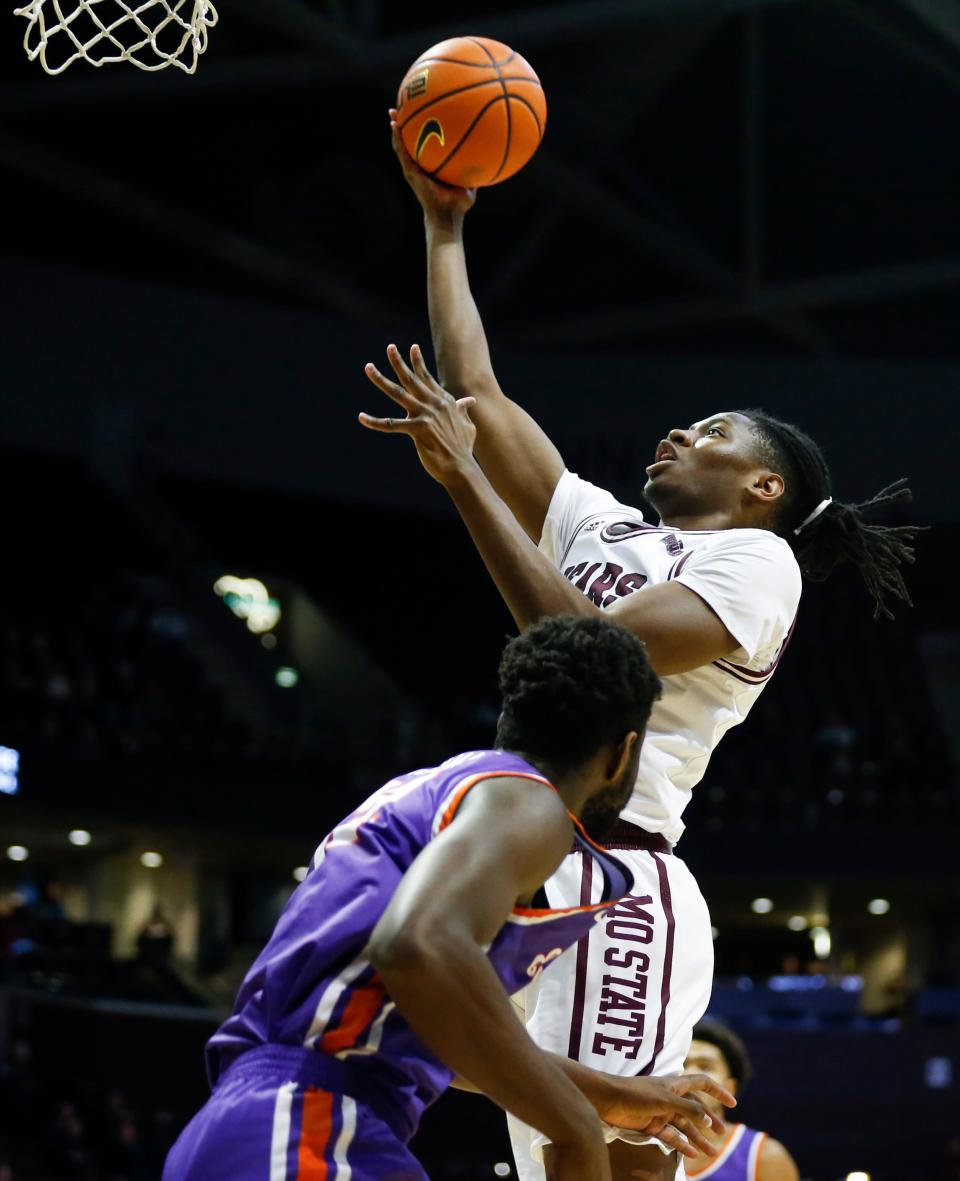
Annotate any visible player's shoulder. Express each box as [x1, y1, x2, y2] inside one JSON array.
[[756, 1132, 800, 1181], [685, 527, 802, 576], [557, 469, 645, 521], [434, 751, 566, 835], [691, 526, 795, 557]]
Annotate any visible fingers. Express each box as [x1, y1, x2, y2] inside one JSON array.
[[652, 1125, 695, 1160], [682, 1074, 737, 1109], [668, 1116, 721, 1158], [357, 411, 415, 434], [662, 1094, 723, 1136], [364, 353, 422, 411], [408, 342, 436, 386]]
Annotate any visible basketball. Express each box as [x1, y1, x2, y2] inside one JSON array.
[[395, 36, 547, 188]]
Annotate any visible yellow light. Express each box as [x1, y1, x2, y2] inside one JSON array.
[[140, 851, 164, 869], [846, 1172, 871, 1181], [811, 926, 831, 958]]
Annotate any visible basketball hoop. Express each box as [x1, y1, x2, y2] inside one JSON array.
[[14, 0, 218, 74]]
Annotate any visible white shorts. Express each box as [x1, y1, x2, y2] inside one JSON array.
[[507, 833, 714, 1181]]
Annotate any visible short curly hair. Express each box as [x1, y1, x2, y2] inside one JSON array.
[[692, 1019, 753, 1090], [496, 615, 661, 772]]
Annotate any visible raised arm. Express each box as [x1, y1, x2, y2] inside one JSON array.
[[360, 346, 740, 677], [390, 117, 564, 540]]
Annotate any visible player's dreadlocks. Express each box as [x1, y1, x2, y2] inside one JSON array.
[[692, 1019, 754, 1090], [740, 409, 925, 620], [496, 615, 661, 773]]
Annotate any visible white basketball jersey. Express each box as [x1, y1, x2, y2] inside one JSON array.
[[539, 471, 802, 844]]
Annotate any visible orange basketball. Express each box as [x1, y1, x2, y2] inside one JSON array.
[[396, 36, 547, 188]]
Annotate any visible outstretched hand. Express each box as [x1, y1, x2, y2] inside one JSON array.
[[360, 343, 478, 484], [389, 109, 476, 223], [598, 1072, 736, 1161]]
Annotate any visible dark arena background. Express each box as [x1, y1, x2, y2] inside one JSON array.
[[2, 2, 959, 1180]]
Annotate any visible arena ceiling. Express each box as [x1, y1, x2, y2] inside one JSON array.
[[2, 0, 959, 359]]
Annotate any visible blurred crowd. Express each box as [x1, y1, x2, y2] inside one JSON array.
[[1, 562, 956, 828], [1, 573, 248, 768], [0, 1036, 178, 1181]]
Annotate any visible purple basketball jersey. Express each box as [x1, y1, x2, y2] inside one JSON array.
[[206, 750, 632, 1139], [688, 1124, 767, 1181]]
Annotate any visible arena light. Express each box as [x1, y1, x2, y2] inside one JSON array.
[[846, 1173, 870, 1181], [214, 575, 281, 635], [140, 851, 164, 869], [6, 845, 28, 862], [275, 667, 299, 688], [867, 898, 890, 915], [811, 926, 831, 958], [293, 866, 308, 883], [0, 745, 20, 795], [68, 829, 92, 846], [787, 915, 808, 931], [751, 897, 774, 914], [493, 1166, 512, 1178]]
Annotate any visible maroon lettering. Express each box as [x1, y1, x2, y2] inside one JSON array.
[[601, 973, 648, 1003], [607, 921, 653, 943], [614, 572, 648, 599], [593, 1031, 642, 1059], [564, 562, 588, 582], [600, 985, 644, 1011], [604, 947, 650, 971], [608, 896, 656, 921], [586, 562, 623, 607], [601, 972, 644, 991], [574, 562, 602, 591]]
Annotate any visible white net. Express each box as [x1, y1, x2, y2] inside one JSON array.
[[14, 0, 218, 74]]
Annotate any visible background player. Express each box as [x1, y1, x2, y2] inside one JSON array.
[[683, 1020, 799, 1181], [163, 616, 734, 1181], [359, 119, 921, 1181]]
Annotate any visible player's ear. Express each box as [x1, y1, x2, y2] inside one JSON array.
[[746, 469, 784, 506], [606, 730, 639, 782]]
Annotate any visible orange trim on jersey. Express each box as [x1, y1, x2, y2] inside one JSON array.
[[511, 900, 610, 917], [685, 1124, 741, 1179], [436, 770, 553, 832], [296, 1087, 334, 1180], [319, 977, 386, 1055]]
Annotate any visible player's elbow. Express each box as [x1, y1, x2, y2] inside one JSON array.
[[366, 917, 453, 980], [437, 361, 502, 401]]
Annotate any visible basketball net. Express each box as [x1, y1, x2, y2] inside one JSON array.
[[14, 0, 218, 74]]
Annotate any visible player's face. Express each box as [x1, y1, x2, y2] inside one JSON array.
[[684, 1039, 737, 1119], [643, 411, 766, 517], [579, 730, 642, 841]]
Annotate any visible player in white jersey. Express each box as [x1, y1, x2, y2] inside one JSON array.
[[359, 125, 921, 1181]]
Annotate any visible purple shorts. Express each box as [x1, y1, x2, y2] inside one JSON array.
[[163, 1046, 428, 1181]]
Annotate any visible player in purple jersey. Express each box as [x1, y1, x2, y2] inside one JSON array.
[[683, 1021, 798, 1181], [358, 125, 922, 1181], [164, 616, 735, 1181]]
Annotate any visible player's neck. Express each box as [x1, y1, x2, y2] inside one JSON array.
[[503, 748, 594, 816], [657, 509, 740, 531]]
